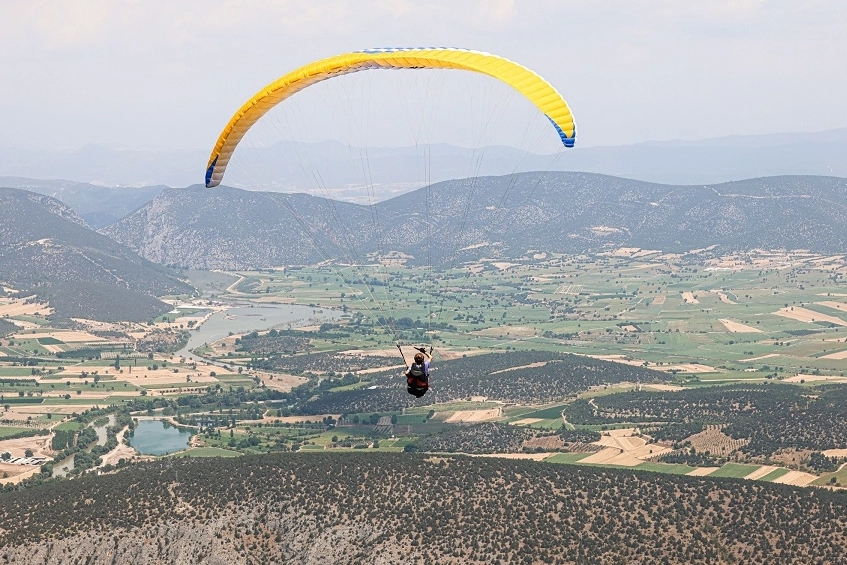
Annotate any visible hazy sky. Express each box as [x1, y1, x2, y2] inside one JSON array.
[[2, 0, 846, 152]]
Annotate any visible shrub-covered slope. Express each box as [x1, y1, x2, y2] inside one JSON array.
[[565, 383, 847, 456], [0, 176, 165, 228], [2, 453, 846, 564]]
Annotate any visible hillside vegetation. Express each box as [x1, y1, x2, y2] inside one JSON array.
[[0, 318, 18, 337], [0, 187, 191, 321], [101, 185, 369, 268], [1, 453, 846, 564], [406, 422, 599, 454], [566, 383, 847, 458]]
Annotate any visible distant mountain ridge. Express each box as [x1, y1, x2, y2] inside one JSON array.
[[101, 173, 847, 270], [0, 177, 166, 228], [0, 187, 191, 321], [2, 128, 846, 193]]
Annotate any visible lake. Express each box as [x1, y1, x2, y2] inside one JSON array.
[[129, 420, 194, 456]]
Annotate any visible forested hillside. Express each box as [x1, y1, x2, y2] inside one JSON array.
[[0, 318, 18, 337], [405, 422, 600, 454], [103, 174, 847, 269], [1, 453, 846, 564]]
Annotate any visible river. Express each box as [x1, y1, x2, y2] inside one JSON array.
[[92, 414, 116, 446], [53, 414, 115, 478], [178, 302, 342, 362]]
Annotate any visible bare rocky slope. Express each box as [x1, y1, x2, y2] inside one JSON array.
[[100, 185, 373, 269], [102, 173, 847, 269], [2, 453, 846, 564]]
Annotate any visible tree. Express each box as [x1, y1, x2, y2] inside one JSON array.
[[24, 449, 33, 458]]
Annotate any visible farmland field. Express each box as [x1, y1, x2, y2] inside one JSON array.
[[546, 452, 591, 464], [633, 462, 696, 475], [812, 465, 847, 487], [759, 468, 792, 482], [212, 250, 847, 386], [3, 249, 847, 488], [0, 427, 30, 439], [709, 463, 762, 479], [518, 403, 568, 420]]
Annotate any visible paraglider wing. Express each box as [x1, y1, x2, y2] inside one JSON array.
[[204, 47, 576, 188]]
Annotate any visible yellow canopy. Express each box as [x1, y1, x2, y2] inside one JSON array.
[[205, 47, 576, 187]]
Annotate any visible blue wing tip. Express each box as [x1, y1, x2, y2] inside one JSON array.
[[546, 116, 576, 148], [205, 157, 218, 188]]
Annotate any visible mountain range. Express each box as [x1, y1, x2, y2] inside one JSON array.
[[102, 173, 847, 270], [1, 128, 846, 197], [3, 171, 846, 315], [0, 177, 166, 228]]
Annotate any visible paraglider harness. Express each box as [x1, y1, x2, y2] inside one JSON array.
[[399, 345, 432, 398]]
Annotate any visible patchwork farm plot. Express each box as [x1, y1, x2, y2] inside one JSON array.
[[3, 249, 847, 489], [212, 249, 847, 385]]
